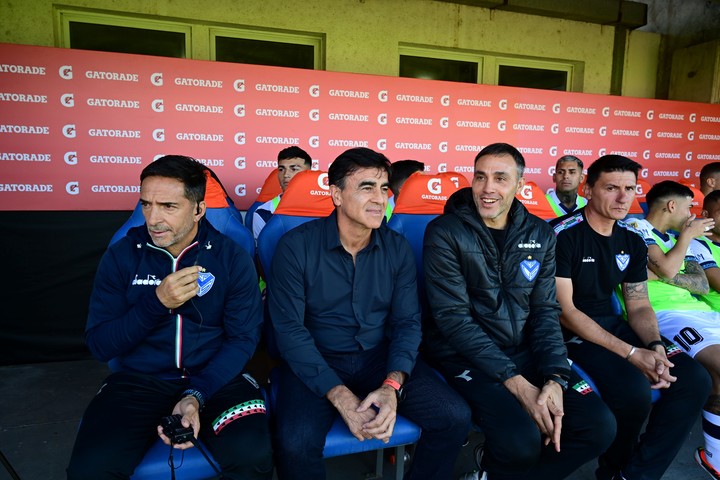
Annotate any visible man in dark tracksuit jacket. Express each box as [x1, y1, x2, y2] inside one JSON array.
[[424, 143, 615, 480], [67, 156, 272, 480]]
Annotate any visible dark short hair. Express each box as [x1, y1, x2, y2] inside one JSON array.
[[278, 146, 312, 167], [328, 148, 391, 189], [474, 143, 525, 177], [645, 180, 694, 210], [140, 155, 206, 204], [700, 162, 720, 185], [389, 159, 425, 195], [555, 155, 584, 170], [585, 155, 642, 187], [704, 189, 720, 211]]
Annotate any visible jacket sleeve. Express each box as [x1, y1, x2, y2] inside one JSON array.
[[524, 231, 570, 379], [268, 234, 343, 398], [386, 240, 421, 376], [190, 247, 264, 399], [423, 220, 519, 382], [85, 243, 170, 362]]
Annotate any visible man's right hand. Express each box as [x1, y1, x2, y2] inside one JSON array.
[[326, 385, 376, 441], [627, 347, 676, 389], [503, 375, 562, 449], [156, 266, 202, 309]]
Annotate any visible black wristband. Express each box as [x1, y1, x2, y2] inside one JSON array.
[[647, 340, 667, 353], [181, 388, 206, 411]]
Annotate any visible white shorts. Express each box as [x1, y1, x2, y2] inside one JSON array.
[[656, 310, 720, 358]]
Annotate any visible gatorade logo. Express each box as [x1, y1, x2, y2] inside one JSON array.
[[439, 142, 448, 153], [234, 105, 245, 117], [151, 99, 164, 112], [688, 131, 695, 141], [62, 124, 76, 138], [377, 139, 387, 151], [684, 169, 691, 179], [235, 184, 246, 197], [309, 109, 320, 121], [309, 84, 320, 97], [499, 99, 508, 110], [59, 65, 73, 80], [309, 136, 320, 148], [377, 113, 388, 125], [438, 163, 447, 173], [440, 117, 449, 128], [520, 185, 533, 200], [440, 95, 450, 106], [66, 181, 79, 195], [234, 132, 245, 145], [378, 90, 388, 102], [552, 103, 561, 114], [551, 124, 559, 134], [150, 73, 163, 86], [235, 157, 246, 169], [641, 168, 649, 178], [602, 107, 610, 117], [690, 113, 697, 123], [427, 178, 442, 194], [686, 152, 693, 161], [646, 110, 655, 120], [498, 120, 506, 132], [643, 150, 651, 160], [549, 146, 558, 156], [317, 173, 330, 190], [598, 148, 607, 156], [233, 79, 245, 92], [645, 129, 653, 139], [599, 126, 607, 137], [61, 93, 74, 107], [153, 129, 165, 142], [64, 151, 77, 165]]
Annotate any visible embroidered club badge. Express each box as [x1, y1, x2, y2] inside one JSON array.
[[615, 254, 630, 271], [197, 272, 215, 296], [520, 259, 540, 281]]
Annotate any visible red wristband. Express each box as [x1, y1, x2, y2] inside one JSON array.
[[383, 378, 402, 391]]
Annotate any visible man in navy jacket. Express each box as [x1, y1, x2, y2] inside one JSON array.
[[68, 155, 271, 480]]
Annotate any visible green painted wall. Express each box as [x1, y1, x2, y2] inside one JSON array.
[[0, 0, 661, 97]]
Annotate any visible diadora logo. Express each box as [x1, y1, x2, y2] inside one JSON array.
[[377, 139, 387, 151], [440, 117, 449, 128], [151, 99, 164, 112], [150, 73, 163, 86], [427, 178, 442, 194], [499, 99, 508, 110], [64, 151, 78, 165], [518, 240, 542, 249], [65, 181, 79, 195], [378, 90, 388, 102], [235, 157, 246, 169], [377, 113, 388, 125], [317, 173, 330, 190], [309, 136, 320, 148], [62, 124, 76, 138], [153, 129, 165, 142], [233, 79, 245, 92], [309, 84, 320, 97], [309, 109, 320, 121], [132, 274, 161, 286], [440, 95, 450, 106], [438, 142, 448, 153], [59, 65, 73, 80], [520, 185, 533, 200], [582, 256, 595, 263], [234, 132, 245, 145], [235, 184, 246, 197], [60, 93, 74, 107], [234, 105, 245, 117]]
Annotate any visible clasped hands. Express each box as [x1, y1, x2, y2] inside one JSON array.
[[327, 384, 397, 444]]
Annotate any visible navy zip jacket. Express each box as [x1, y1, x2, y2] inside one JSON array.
[[423, 188, 569, 383], [86, 219, 263, 399]]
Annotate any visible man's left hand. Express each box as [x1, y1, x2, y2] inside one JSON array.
[[357, 385, 397, 443], [157, 396, 201, 450]]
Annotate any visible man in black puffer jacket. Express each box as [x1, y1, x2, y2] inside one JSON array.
[[424, 143, 615, 480]]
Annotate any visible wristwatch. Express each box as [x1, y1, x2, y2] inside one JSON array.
[[545, 375, 569, 392], [382, 378, 406, 402]]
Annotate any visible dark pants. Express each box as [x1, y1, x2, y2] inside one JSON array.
[[272, 345, 472, 480], [566, 315, 711, 480], [438, 356, 616, 480], [67, 371, 273, 480]]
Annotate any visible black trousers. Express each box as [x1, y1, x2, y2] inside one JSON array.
[[438, 355, 616, 480], [566, 315, 711, 480], [67, 371, 273, 480]]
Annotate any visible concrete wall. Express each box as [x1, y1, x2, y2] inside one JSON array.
[[0, 0, 664, 97]]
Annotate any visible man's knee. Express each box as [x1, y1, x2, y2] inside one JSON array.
[[490, 430, 543, 473]]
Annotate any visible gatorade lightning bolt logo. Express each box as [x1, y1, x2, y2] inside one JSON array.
[[572, 380, 593, 396]]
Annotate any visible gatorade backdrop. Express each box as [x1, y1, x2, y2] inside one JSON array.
[[2, 42, 720, 211]]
